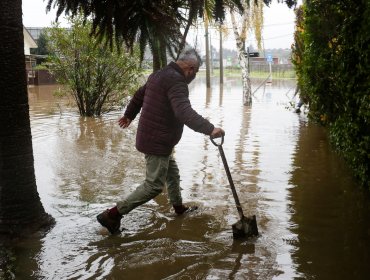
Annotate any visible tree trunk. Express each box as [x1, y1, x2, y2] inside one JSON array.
[[0, 0, 54, 237], [219, 24, 224, 85], [151, 38, 161, 72], [230, 10, 252, 106], [151, 37, 168, 72], [238, 46, 252, 106], [159, 37, 167, 69]]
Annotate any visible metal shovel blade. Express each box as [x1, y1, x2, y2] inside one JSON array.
[[232, 215, 259, 239]]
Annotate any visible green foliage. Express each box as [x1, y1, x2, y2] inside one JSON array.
[[45, 15, 143, 117], [294, 1, 370, 188], [31, 31, 49, 56], [33, 64, 48, 70], [291, 6, 305, 93], [46, 1, 297, 71]]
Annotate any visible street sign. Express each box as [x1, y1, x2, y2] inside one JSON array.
[[267, 54, 273, 63], [267, 54, 273, 84], [244, 51, 259, 57], [249, 52, 259, 57]]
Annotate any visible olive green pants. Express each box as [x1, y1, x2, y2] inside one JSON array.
[[116, 154, 183, 215]]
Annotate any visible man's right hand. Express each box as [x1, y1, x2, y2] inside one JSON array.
[[118, 116, 132, 128], [210, 127, 225, 138]]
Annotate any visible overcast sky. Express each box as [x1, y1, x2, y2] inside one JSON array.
[[22, 0, 299, 51]]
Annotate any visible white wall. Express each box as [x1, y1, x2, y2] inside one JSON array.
[[23, 27, 37, 55]]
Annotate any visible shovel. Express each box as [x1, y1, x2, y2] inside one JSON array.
[[210, 135, 259, 239]]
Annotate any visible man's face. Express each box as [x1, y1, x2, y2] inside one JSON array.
[[185, 63, 199, 84]]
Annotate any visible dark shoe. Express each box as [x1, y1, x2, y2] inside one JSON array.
[[97, 209, 121, 234], [173, 204, 198, 215]]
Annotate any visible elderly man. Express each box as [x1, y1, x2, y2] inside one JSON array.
[[97, 49, 224, 234]]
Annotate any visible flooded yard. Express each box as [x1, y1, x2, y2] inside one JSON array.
[[3, 77, 370, 279]]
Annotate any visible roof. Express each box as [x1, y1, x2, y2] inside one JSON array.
[[23, 26, 38, 48]]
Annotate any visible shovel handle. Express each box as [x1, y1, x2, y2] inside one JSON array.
[[210, 136, 245, 220], [210, 134, 224, 147]]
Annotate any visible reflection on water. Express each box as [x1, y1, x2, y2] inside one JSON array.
[[289, 124, 370, 279], [3, 78, 369, 279]]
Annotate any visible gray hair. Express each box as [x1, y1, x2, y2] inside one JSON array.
[[177, 48, 203, 67]]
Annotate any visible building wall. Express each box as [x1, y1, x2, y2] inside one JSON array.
[[23, 27, 37, 55]]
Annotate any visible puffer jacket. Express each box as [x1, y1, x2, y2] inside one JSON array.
[[124, 61, 214, 156]]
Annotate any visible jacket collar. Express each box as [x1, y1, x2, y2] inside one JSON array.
[[168, 61, 185, 77]]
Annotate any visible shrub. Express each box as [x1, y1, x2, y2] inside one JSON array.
[[46, 15, 143, 116], [295, 1, 370, 188]]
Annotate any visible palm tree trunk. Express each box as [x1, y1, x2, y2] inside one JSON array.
[[151, 37, 168, 72], [151, 37, 160, 72], [0, 0, 54, 237], [159, 37, 167, 69]]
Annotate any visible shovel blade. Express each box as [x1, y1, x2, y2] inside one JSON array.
[[232, 215, 258, 239]]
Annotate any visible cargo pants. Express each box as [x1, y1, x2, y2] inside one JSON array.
[[116, 153, 183, 215]]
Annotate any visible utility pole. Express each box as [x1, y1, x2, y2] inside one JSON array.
[[219, 24, 224, 85], [210, 32, 213, 75], [205, 18, 211, 88]]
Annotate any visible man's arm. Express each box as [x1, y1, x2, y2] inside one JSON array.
[[118, 84, 146, 128], [168, 83, 224, 137]]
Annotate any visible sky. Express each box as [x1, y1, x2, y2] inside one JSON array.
[[22, 0, 299, 51]]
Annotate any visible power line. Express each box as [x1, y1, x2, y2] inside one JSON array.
[[192, 22, 294, 30], [263, 22, 294, 27], [191, 34, 293, 42], [264, 34, 293, 40]]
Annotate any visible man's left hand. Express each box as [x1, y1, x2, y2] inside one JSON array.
[[118, 116, 132, 128], [210, 127, 225, 138]]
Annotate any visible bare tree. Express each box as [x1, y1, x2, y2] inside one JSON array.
[[230, 0, 264, 105]]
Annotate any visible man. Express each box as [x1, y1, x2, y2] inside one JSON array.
[[97, 49, 225, 234]]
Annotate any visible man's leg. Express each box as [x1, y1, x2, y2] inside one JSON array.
[[166, 155, 198, 214], [116, 154, 170, 214], [166, 155, 183, 206], [97, 154, 170, 234]]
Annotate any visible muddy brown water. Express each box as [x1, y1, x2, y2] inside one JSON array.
[[3, 77, 370, 279]]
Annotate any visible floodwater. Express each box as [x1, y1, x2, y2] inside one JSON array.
[[4, 77, 370, 279]]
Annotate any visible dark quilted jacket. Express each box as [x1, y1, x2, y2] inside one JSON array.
[[124, 61, 214, 156]]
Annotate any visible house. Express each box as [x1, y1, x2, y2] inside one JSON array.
[[26, 27, 44, 43], [24, 27, 56, 85], [24, 26, 37, 55], [23, 26, 38, 84]]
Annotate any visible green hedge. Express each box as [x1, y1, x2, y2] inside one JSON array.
[[295, 1, 370, 188]]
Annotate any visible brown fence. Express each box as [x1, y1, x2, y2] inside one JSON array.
[[250, 63, 295, 78], [27, 70, 57, 85]]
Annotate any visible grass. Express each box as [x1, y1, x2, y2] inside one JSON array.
[[208, 68, 297, 79], [143, 68, 297, 79]]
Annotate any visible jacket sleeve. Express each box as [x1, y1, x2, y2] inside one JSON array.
[[124, 84, 146, 120], [167, 82, 214, 135]]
